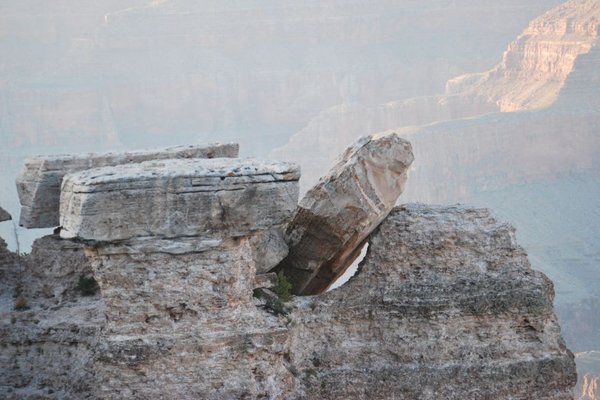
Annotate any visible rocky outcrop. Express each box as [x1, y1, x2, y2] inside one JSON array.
[[16, 143, 238, 229], [1, 142, 577, 398], [0, 206, 11, 222], [59, 157, 299, 399], [274, 133, 413, 295], [288, 204, 577, 399]]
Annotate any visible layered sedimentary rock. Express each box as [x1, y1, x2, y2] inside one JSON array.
[[0, 207, 11, 222], [275, 133, 413, 295], [59, 158, 297, 241], [446, 0, 600, 112], [16, 143, 239, 229], [60, 157, 299, 399], [288, 204, 576, 399], [1, 152, 578, 398]]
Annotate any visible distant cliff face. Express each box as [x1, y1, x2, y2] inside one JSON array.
[[446, 0, 600, 111], [0, 0, 561, 154], [273, 0, 600, 194]]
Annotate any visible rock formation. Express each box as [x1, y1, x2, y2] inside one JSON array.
[[287, 204, 577, 399], [270, 3, 600, 390], [0, 206, 11, 222], [16, 143, 238, 229], [1, 138, 578, 399], [275, 133, 414, 295], [59, 157, 299, 399]]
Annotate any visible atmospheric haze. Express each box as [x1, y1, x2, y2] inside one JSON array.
[[1, 0, 599, 397]]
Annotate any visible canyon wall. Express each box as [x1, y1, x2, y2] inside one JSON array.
[[273, 0, 600, 194]]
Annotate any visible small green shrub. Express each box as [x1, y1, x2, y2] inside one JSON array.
[[273, 271, 292, 302], [252, 288, 263, 299], [77, 276, 98, 296]]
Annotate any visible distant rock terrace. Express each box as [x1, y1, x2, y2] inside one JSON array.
[[0, 138, 576, 399]]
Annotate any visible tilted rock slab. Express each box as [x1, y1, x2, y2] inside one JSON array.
[[276, 132, 414, 295], [59, 158, 299, 242], [288, 204, 576, 399], [0, 206, 11, 222], [16, 142, 238, 229]]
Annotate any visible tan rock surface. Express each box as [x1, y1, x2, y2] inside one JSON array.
[[275, 133, 413, 295], [16, 143, 239, 229]]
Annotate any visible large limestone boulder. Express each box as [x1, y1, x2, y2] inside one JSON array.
[[288, 204, 577, 399], [0, 206, 11, 222], [275, 132, 414, 295], [59, 158, 299, 242], [16, 143, 238, 229]]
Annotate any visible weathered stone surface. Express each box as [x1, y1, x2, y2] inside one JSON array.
[[0, 206, 11, 222], [288, 204, 576, 399], [59, 158, 299, 241], [24, 234, 94, 306], [275, 132, 413, 295], [0, 237, 19, 300], [16, 143, 239, 229], [0, 233, 104, 400], [88, 237, 295, 399]]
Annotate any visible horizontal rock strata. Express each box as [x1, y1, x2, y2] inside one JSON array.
[[59, 158, 299, 241], [16, 142, 239, 229], [0, 206, 11, 222], [288, 204, 576, 399], [57, 156, 299, 398], [275, 132, 413, 295]]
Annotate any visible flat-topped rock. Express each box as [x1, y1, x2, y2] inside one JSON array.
[[16, 143, 239, 229], [60, 158, 299, 242], [0, 206, 11, 222], [275, 132, 414, 295]]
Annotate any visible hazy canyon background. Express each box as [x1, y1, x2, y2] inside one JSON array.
[[0, 0, 598, 397]]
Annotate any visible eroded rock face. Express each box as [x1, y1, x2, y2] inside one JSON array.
[[16, 143, 239, 229], [0, 206, 11, 222], [288, 204, 577, 399], [89, 238, 295, 399], [275, 132, 414, 295]]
